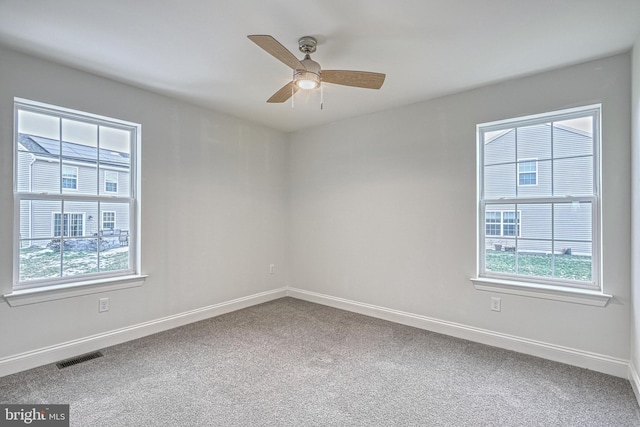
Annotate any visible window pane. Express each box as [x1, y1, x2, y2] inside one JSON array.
[[484, 128, 515, 165], [20, 239, 62, 282], [16, 140, 39, 192], [485, 238, 516, 274], [517, 159, 552, 197], [17, 149, 62, 193], [100, 240, 129, 273], [553, 157, 593, 196], [20, 199, 61, 239], [61, 119, 97, 159], [553, 118, 593, 158], [100, 202, 129, 234], [484, 163, 516, 199], [99, 202, 130, 272], [99, 127, 131, 195], [517, 241, 553, 278], [62, 239, 98, 277], [517, 124, 551, 161], [554, 241, 592, 281], [100, 126, 131, 156], [554, 202, 592, 242], [518, 203, 551, 241], [18, 110, 59, 138]]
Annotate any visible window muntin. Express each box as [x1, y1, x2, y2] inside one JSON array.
[[14, 99, 139, 289], [478, 106, 599, 289]]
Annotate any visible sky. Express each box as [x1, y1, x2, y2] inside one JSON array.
[[483, 116, 593, 143]]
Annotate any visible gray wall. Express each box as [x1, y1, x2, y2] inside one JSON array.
[[631, 35, 640, 396], [0, 45, 289, 359], [289, 53, 631, 361], [0, 44, 634, 383]]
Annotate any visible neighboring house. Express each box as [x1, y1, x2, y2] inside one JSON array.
[[17, 133, 131, 248], [483, 123, 593, 256]]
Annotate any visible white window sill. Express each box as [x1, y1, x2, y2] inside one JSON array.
[[3, 274, 148, 307], [470, 277, 612, 307]]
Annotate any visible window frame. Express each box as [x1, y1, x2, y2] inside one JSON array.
[[476, 105, 602, 293], [11, 98, 143, 295]]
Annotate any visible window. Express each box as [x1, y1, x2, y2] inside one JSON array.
[[485, 210, 521, 237], [477, 105, 600, 290], [14, 98, 140, 290], [518, 159, 537, 186], [102, 211, 116, 230], [53, 212, 84, 237], [105, 170, 118, 193], [62, 165, 78, 189]]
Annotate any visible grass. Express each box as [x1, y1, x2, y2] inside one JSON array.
[[20, 244, 590, 284], [485, 250, 591, 282], [20, 245, 129, 282]]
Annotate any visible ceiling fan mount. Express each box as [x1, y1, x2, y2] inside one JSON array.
[[297, 36, 317, 55], [247, 34, 385, 103]]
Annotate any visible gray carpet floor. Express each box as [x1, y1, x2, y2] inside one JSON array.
[[1, 297, 639, 426]]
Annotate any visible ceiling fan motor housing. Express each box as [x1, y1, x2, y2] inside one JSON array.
[[294, 55, 321, 89]]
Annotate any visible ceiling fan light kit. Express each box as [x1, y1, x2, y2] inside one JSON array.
[[247, 34, 385, 106], [294, 53, 321, 89]]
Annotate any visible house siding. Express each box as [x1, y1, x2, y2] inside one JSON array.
[[17, 147, 33, 241], [18, 142, 131, 247]]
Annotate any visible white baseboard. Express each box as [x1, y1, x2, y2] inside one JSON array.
[[287, 287, 630, 379], [1, 286, 631, 381], [0, 287, 287, 378], [630, 362, 640, 406]]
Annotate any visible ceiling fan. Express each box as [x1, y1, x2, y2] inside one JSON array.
[[247, 35, 386, 103]]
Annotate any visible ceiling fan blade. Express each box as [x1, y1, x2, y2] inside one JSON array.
[[248, 35, 306, 70], [267, 81, 298, 103], [322, 70, 386, 89]]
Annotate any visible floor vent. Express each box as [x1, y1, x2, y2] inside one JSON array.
[[56, 351, 104, 369]]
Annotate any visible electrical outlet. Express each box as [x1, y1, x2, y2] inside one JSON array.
[[490, 297, 501, 312], [269, 264, 275, 274], [99, 297, 109, 313]]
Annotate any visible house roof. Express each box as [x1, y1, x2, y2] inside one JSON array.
[[18, 133, 130, 168]]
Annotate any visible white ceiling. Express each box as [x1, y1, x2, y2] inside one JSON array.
[[1, 0, 639, 133]]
